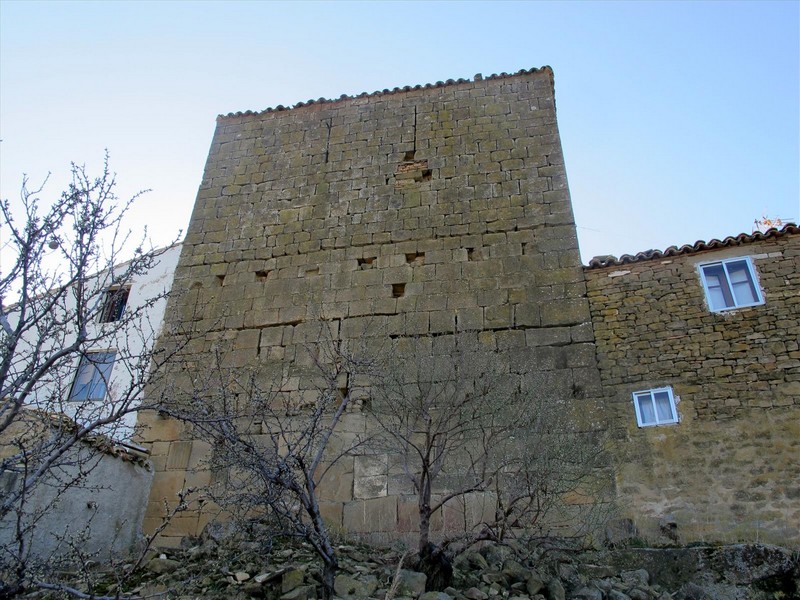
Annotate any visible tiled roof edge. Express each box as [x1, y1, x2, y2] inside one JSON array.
[[586, 223, 799, 269], [20, 409, 151, 467], [218, 66, 553, 119]]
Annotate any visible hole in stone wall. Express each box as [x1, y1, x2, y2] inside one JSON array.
[[405, 252, 425, 264], [305, 267, 320, 276], [255, 270, 270, 281], [421, 169, 432, 181], [392, 283, 406, 298], [357, 256, 376, 269], [335, 373, 350, 408], [215, 275, 225, 286], [404, 150, 416, 161], [360, 395, 372, 411], [467, 248, 478, 261]]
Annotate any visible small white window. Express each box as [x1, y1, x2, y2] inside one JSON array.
[[698, 257, 763, 312], [632, 387, 678, 427], [68, 351, 116, 402]]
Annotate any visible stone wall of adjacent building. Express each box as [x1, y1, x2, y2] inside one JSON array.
[[585, 233, 800, 545], [141, 68, 607, 547]]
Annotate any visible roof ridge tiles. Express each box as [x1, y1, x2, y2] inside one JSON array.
[[586, 223, 799, 269], [218, 66, 552, 119]]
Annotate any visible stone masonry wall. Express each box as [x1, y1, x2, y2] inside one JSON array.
[[585, 234, 800, 545], [140, 68, 606, 547]]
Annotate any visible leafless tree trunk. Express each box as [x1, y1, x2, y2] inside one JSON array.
[[368, 333, 613, 586], [161, 322, 374, 600]]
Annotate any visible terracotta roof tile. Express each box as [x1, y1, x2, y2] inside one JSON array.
[[218, 67, 552, 119], [586, 223, 799, 269]]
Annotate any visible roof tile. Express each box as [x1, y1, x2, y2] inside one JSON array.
[[218, 67, 552, 119], [586, 223, 799, 269]]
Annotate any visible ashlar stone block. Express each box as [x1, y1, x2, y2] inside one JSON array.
[[343, 496, 398, 533]]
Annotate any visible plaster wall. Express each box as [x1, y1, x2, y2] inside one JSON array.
[[0, 439, 152, 561], [7, 244, 181, 440]]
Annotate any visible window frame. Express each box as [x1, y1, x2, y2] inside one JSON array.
[[98, 286, 131, 323], [698, 256, 763, 312], [68, 351, 116, 402], [632, 387, 678, 428]]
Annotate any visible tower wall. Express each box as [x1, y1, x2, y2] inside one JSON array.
[[140, 68, 605, 546]]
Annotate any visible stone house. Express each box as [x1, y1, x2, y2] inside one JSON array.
[[586, 224, 799, 545], [137, 67, 799, 548]]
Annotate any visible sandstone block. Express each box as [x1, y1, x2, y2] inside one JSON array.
[[165, 441, 192, 470], [456, 308, 483, 331], [484, 304, 512, 328], [541, 299, 589, 326], [318, 502, 344, 529], [430, 310, 456, 334], [514, 302, 540, 327], [343, 497, 398, 532], [354, 454, 387, 478]]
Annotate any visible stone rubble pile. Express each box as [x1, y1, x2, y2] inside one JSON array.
[[20, 538, 798, 599]]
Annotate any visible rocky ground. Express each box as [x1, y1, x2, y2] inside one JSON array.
[[17, 537, 800, 600]]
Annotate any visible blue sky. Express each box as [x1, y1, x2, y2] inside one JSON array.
[[1, 0, 797, 263]]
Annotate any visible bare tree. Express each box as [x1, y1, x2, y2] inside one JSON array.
[[161, 322, 374, 600], [0, 158, 182, 596], [368, 333, 612, 585]]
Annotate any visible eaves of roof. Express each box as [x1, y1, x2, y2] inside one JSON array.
[[24, 409, 151, 467], [218, 66, 553, 119], [586, 223, 799, 269]]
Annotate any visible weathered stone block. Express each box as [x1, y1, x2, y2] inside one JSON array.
[[354, 454, 387, 478], [317, 464, 354, 502], [165, 441, 192, 470], [354, 475, 387, 500], [456, 308, 483, 331], [514, 302, 541, 327], [343, 497, 398, 532], [484, 304, 512, 328], [541, 299, 589, 326], [430, 310, 456, 334]]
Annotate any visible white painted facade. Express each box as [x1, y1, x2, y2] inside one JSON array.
[[13, 244, 182, 441]]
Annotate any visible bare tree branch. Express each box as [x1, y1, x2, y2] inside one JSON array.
[[368, 333, 614, 588], [161, 321, 375, 600], [0, 157, 186, 597]]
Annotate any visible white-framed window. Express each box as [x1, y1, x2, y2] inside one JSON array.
[[632, 387, 678, 427], [698, 257, 763, 312], [68, 351, 116, 402], [98, 287, 130, 323]]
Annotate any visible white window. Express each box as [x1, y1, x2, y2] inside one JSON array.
[[698, 257, 763, 312], [632, 387, 678, 427], [68, 351, 116, 402], [98, 287, 130, 323]]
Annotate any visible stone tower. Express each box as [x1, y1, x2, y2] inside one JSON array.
[[140, 67, 605, 546]]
